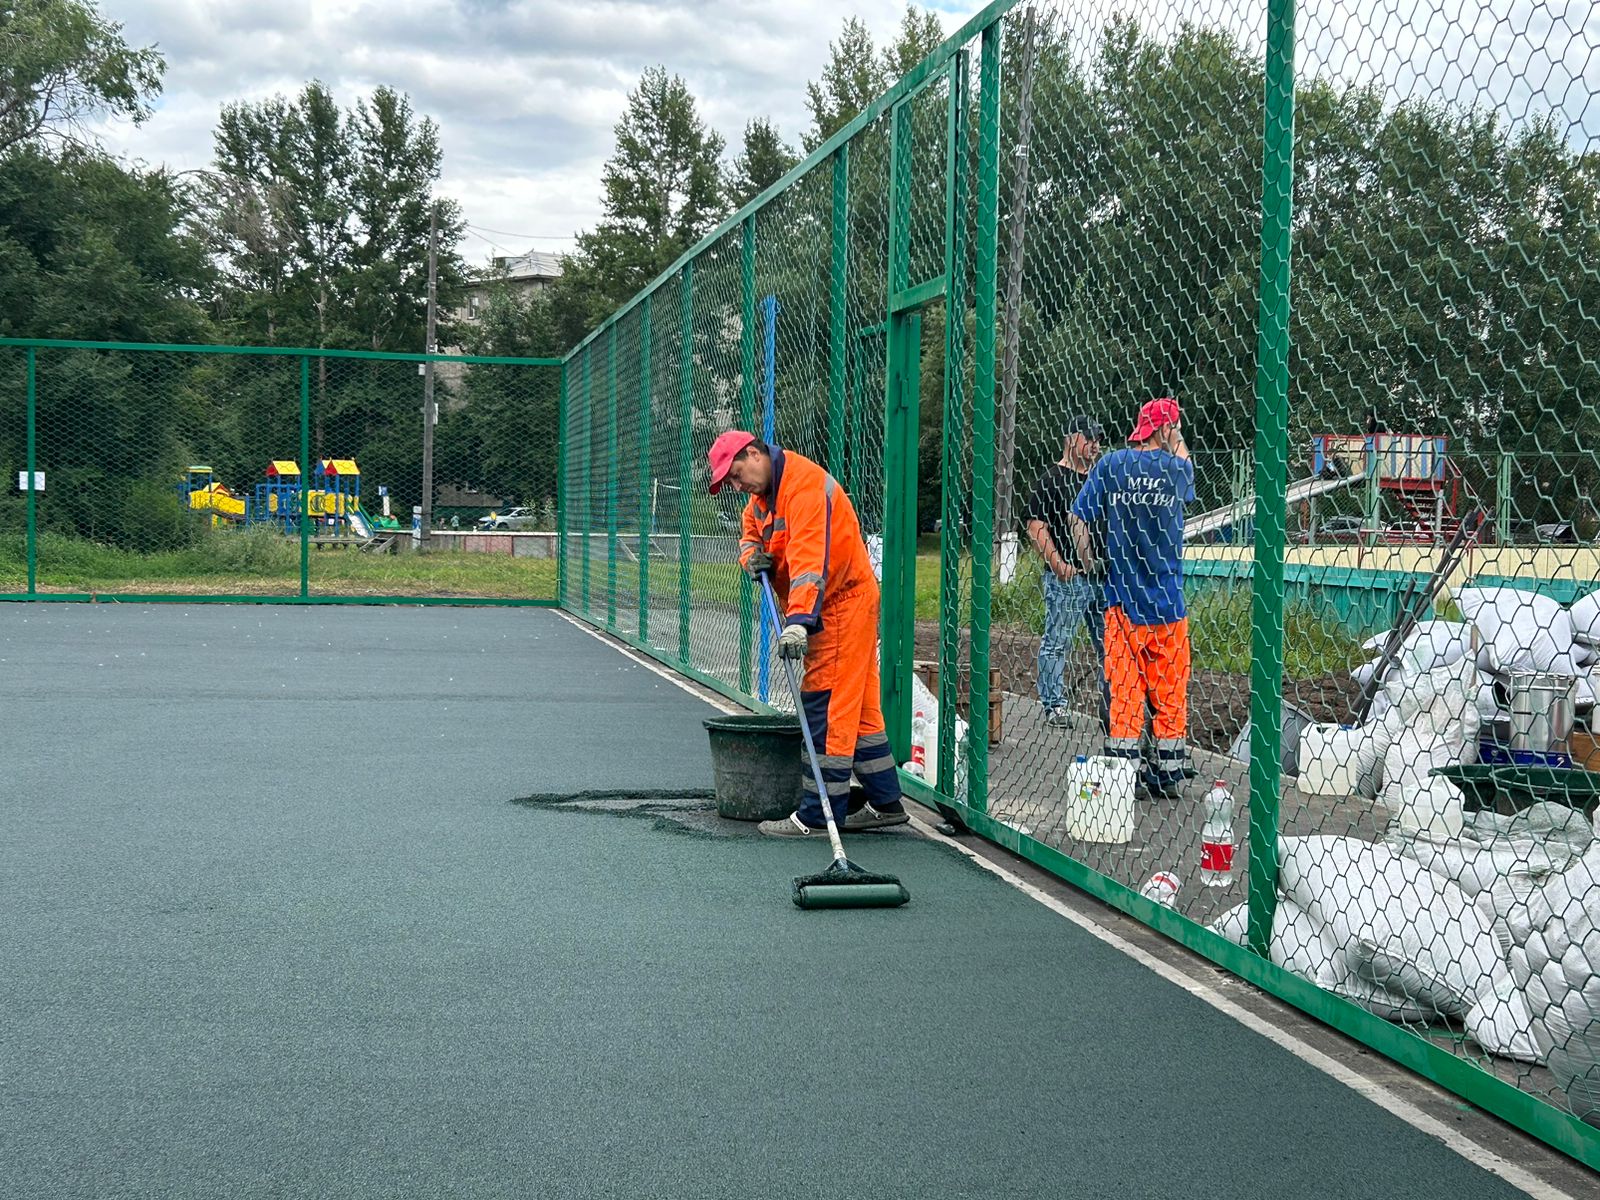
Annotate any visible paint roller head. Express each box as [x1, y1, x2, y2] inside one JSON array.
[[791, 859, 910, 910]]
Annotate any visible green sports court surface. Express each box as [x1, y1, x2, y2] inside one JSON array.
[[1, 605, 1537, 1198]]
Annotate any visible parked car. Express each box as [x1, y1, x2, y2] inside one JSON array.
[[1298, 515, 1366, 543], [1536, 522, 1578, 545], [1380, 521, 1440, 545], [476, 506, 540, 531]]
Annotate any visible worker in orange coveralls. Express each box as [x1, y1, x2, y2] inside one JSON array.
[[707, 431, 908, 836], [1068, 398, 1195, 800]]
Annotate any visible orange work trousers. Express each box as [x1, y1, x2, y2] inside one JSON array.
[[1103, 606, 1191, 783], [795, 584, 899, 825]]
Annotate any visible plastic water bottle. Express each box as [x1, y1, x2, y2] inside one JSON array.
[[1139, 870, 1181, 907], [1201, 780, 1235, 887], [908, 710, 929, 778]]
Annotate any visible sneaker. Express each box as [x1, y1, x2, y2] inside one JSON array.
[[1045, 707, 1072, 728], [757, 812, 824, 837], [843, 803, 910, 831]]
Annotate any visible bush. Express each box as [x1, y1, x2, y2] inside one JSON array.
[[187, 525, 299, 574], [116, 481, 204, 553]]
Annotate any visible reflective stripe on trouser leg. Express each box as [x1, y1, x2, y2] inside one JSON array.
[[1104, 736, 1141, 760], [852, 731, 902, 808], [1152, 737, 1189, 787], [800, 751, 854, 827]]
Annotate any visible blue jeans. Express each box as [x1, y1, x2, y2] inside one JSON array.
[[1038, 572, 1110, 730]]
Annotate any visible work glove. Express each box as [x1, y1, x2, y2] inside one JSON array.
[[744, 548, 774, 579], [777, 624, 809, 661]]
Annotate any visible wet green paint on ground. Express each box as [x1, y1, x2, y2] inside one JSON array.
[[1, 606, 1527, 1198]]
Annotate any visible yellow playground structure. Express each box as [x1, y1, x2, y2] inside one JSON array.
[[180, 460, 393, 538]]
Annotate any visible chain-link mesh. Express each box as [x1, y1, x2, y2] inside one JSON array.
[[548, 0, 1600, 1155], [1, 343, 558, 600]]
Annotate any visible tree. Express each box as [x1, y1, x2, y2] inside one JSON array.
[[803, 17, 880, 152], [196, 82, 467, 478], [201, 81, 465, 352], [727, 117, 796, 209], [0, 0, 163, 154], [457, 283, 562, 509], [0, 145, 215, 547], [348, 87, 452, 352], [549, 66, 726, 346], [802, 6, 946, 152], [880, 4, 944, 82]]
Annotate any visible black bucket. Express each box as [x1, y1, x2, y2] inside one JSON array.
[[703, 715, 803, 821]]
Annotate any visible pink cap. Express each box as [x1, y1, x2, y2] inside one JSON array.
[[1129, 397, 1180, 443], [707, 429, 757, 494]]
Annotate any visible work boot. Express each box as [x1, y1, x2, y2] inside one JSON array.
[[757, 812, 825, 837], [1138, 772, 1186, 802], [843, 802, 910, 831]]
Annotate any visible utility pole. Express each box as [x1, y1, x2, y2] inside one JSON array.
[[420, 203, 438, 545]]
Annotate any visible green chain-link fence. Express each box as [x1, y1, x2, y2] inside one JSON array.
[[557, 0, 1600, 1168], [0, 339, 561, 602]]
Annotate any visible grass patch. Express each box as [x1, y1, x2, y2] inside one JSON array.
[[911, 550, 1365, 680], [2, 532, 1369, 678], [0, 528, 558, 598]]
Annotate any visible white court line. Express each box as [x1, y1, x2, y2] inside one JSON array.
[[909, 815, 1581, 1200], [552, 610, 744, 714], [558, 610, 1579, 1197]]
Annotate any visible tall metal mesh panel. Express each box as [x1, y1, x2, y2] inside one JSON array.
[[548, 0, 1600, 1162], [1, 341, 558, 602]]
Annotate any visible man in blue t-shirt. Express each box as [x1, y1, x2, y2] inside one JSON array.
[[1069, 397, 1195, 799]]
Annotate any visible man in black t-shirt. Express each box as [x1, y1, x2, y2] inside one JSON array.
[[1024, 414, 1109, 730]]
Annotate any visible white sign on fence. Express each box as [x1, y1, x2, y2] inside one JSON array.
[[17, 471, 43, 491]]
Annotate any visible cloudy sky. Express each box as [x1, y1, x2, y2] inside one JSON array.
[[86, 0, 989, 266], [85, 0, 1597, 269]]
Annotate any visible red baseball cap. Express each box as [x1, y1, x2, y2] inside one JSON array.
[[707, 429, 758, 494], [1129, 397, 1180, 443]]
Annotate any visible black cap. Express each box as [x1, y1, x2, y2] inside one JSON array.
[[1065, 415, 1105, 441]]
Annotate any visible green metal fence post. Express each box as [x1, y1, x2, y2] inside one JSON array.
[[937, 50, 972, 797], [581, 352, 592, 616], [25, 346, 36, 595], [300, 356, 311, 598], [1498, 451, 1513, 545], [678, 264, 695, 666], [966, 21, 1002, 815], [882, 100, 917, 760], [739, 216, 757, 696], [827, 148, 850, 482], [606, 329, 619, 631], [638, 297, 653, 643], [1366, 435, 1382, 546], [1247, 0, 1297, 959], [557, 364, 569, 607]]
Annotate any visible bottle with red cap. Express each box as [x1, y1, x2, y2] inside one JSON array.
[[908, 709, 929, 778], [1201, 779, 1235, 887]]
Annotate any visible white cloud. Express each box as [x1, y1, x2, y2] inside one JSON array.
[[89, 0, 986, 266], [84, 0, 1600, 272]]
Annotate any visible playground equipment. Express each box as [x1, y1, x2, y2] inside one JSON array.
[[1313, 433, 1472, 543], [181, 467, 247, 525], [178, 459, 397, 541], [1182, 433, 1467, 545]]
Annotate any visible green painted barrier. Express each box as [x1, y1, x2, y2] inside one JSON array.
[[1184, 558, 1430, 635]]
